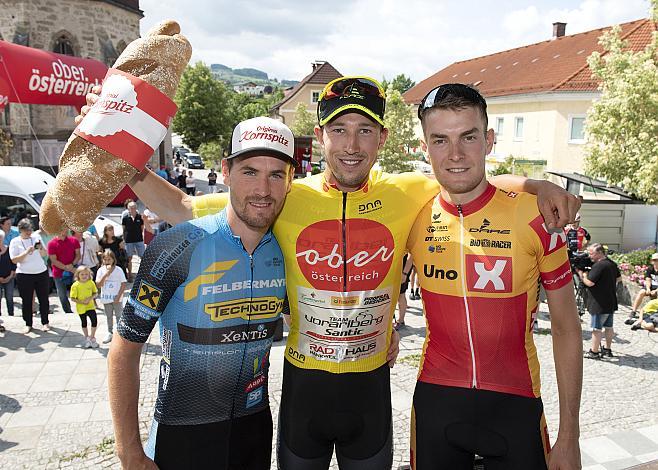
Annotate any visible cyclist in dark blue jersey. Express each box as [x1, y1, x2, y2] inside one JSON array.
[[108, 117, 297, 470]]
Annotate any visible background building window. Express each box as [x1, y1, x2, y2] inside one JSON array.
[[569, 116, 586, 143], [311, 91, 320, 103], [496, 117, 504, 137], [514, 117, 524, 140], [53, 35, 75, 56]]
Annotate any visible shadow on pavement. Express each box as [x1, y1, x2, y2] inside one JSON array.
[[0, 393, 20, 452]]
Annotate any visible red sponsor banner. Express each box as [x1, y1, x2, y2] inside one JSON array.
[[74, 68, 177, 170], [0, 40, 107, 107], [465, 254, 513, 293], [540, 260, 573, 291], [529, 215, 567, 255]]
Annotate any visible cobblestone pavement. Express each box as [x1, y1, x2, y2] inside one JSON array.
[[0, 292, 657, 469]]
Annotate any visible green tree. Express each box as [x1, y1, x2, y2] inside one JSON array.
[[381, 74, 416, 95], [197, 140, 224, 168], [584, 1, 658, 202], [488, 156, 514, 177], [291, 102, 316, 137], [173, 62, 233, 152], [378, 88, 417, 173]]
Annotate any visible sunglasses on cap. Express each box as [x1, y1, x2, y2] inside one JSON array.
[[317, 76, 386, 127], [417, 83, 487, 120]]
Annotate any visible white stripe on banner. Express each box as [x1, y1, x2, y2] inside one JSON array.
[[123, 106, 167, 150]]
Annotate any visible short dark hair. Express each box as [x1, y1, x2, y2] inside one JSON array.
[[0, 216, 11, 225], [418, 83, 488, 131]]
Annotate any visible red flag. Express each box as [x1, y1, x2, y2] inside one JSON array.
[[0, 40, 107, 108]]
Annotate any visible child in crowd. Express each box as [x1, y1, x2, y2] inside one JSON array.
[[70, 266, 99, 348], [95, 249, 127, 344]]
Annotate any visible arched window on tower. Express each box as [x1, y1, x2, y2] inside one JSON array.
[[53, 33, 75, 56]]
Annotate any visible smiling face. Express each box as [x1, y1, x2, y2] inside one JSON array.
[[78, 270, 91, 282], [421, 106, 494, 204], [222, 155, 293, 232], [315, 112, 388, 192]]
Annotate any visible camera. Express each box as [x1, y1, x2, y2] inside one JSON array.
[[569, 251, 592, 272], [34, 241, 42, 249]]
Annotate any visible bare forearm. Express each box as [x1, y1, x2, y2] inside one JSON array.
[[489, 174, 534, 194], [108, 336, 146, 462], [549, 296, 583, 439], [129, 168, 193, 225], [553, 329, 582, 438]]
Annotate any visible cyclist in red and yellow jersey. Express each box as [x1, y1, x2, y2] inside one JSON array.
[[408, 84, 582, 470]]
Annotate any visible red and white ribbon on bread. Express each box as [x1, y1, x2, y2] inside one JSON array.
[[74, 69, 177, 170]]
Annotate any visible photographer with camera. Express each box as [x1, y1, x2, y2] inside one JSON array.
[[8, 218, 50, 333], [577, 243, 621, 359]]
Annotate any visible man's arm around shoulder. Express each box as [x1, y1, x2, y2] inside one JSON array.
[[545, 284, 583, 470]]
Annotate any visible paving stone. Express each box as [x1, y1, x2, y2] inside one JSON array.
[[5, 405, 54, 428], [47, 403, 94, 425]]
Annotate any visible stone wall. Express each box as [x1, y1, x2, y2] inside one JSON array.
[[0, 0, 141, 167]]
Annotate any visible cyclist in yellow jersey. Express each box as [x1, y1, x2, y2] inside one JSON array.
[[78, 77, 580, 469], [408, 84, 582, 470]]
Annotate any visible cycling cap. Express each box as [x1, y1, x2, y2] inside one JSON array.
[[317, 76, 386, 127]]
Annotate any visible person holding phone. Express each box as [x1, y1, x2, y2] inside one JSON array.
[[8, 218, 50, 333]]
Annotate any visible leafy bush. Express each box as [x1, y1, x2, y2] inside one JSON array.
[[610, 246, 656, 286]]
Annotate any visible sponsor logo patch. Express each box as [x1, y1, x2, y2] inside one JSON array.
[[136, 281, 162, 310]]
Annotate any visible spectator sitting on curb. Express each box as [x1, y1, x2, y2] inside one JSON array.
[[626, 253, 658, 324], [631, 298, 658, 332]]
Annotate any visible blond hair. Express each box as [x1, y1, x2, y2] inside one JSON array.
[[73, 265, 93, 282]]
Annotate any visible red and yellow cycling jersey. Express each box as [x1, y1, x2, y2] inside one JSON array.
[[193, 170, 438, 373], [408, 184, 572, 398]]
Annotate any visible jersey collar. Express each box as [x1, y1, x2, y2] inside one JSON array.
[[216, 209, 273, 251], [438, 182, 496, 217]]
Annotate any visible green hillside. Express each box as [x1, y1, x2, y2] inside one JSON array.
[[210, 63, 298, 88]]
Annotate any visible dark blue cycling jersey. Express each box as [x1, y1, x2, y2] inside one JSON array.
[[117, 209, 286, 426]]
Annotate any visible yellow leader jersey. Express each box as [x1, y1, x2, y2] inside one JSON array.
[[193, 170, 438, 373], [408, 184, 573, 398]]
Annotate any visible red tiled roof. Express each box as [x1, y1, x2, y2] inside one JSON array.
[[271, 61, 342, 111], [404, 18, 657, 104]]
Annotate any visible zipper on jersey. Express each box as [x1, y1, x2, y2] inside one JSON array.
[[458, 204, 478, 389], [342, 192, 348, 292]]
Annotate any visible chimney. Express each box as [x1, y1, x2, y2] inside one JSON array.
[[552, 22, 566, 39]]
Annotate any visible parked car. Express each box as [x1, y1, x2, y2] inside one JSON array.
[[174, 146, 190, 165], [184, 153, 205, 169], [0, 166, 122, 235]]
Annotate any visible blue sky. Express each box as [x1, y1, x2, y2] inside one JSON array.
[[138, 0, 652, 83]]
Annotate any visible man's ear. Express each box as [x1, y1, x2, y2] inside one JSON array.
[[286, 165, 295, 193], [314, 125, 324, 146], [221, 159, 230, 183], [421, 139, 428, 152], [485, 128, 495, 155], [378, 127, 389, 150]]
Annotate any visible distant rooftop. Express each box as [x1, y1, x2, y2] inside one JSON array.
[[404, 18, 657, 103]]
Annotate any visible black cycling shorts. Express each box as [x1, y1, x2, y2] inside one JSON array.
[[152, 408, 272, 470], [411, 381, 550, 470], [278, 359, 393, 470]]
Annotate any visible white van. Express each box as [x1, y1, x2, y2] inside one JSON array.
[[0, 166, 122, 236]]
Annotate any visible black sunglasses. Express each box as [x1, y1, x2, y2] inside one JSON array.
[[418, 83, 487, 120]]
